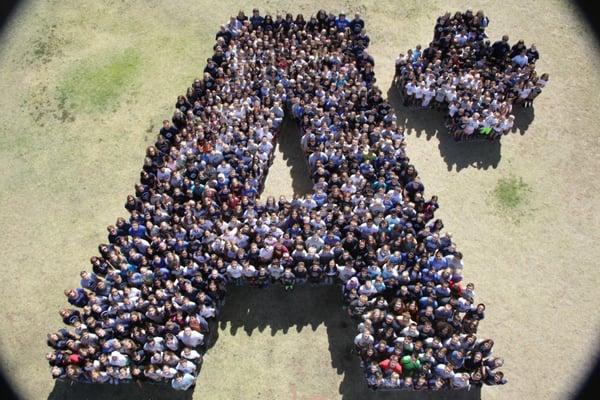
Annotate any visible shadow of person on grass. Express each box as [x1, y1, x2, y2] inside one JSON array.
[[47, 318, 229, 399], [48, 286, 482, 400], [47, 105, 489, 400], [275, 115, 314, 196], [217, 285, 481, 400], [47, 379, 195, 400], [511, 105, 535, 135], [387, 84, 506, 172]]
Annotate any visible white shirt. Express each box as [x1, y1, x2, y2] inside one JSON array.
[[268, 264, 284, 279], [259, 246, 274, 260], [452, 373, 471, 389], [463, 119, 478, 134], [242, 265, 257, 277], [181, 349, 202, 361], [176, 360, 197, 374], [354, 333, 374, 348], [414, 86, 424, 99], [177, 330, 204, 348], [448, 103, 459, 117], [483, 115, 498, 128], [423, 87, 435, 100], [500, 118, 514, 132], [109, 351, 128, 367], [161, 367, 177, 379], [446, 90, 457, 102], [227, 264, 243, 279]]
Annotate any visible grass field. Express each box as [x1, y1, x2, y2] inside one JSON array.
[[1, 1, 599, 399]]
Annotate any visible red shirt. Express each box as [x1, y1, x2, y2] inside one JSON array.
[[228, 195, 241, 209], [379, 359, 402, 375], [450, 281, 463, 295], [68, 354, 82, 364], [273, 243, 289, 257]]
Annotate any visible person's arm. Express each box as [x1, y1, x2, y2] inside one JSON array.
[[348, 302, 356, 316]]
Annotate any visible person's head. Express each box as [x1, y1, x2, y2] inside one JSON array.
[[492, 357, 504, 368], [480, 339, 494, 350], [472, 351, 483, 363], [51, 366, 63, 378], [174, 371, 184, 382], [367, 361, 380, 375]]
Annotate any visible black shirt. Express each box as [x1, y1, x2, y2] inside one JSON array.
[[349, 299, 370, 316], [349, 18, 365, 35], [491, 40, 510, 59]]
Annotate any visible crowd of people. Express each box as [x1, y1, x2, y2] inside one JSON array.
[[47, 9, 505, 391], [394, 10, 548, 141]]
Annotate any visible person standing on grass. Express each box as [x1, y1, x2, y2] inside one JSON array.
[[226, 260, 243, 286], [349, 295, 372, 320], [281, 266, 296, 291], [177, 327, 203, 349], [355, 330, 375, 352], [171, 371, 196, 390], [379, 355, 403, 377], [47, 10, 506, 390]]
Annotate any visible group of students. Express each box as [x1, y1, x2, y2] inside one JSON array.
[[47, 9, 504, 391], [394, 10, 548, 141]]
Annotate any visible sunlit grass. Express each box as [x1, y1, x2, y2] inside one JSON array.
[[57, 48, 141, 112]]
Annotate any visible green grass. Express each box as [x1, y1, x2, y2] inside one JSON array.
[[57, 48, 141, 112], [493, 174, 532, 211]]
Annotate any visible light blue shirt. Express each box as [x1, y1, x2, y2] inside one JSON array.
[[512, 54, 527, 67], [171, 373, 196, 390]]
